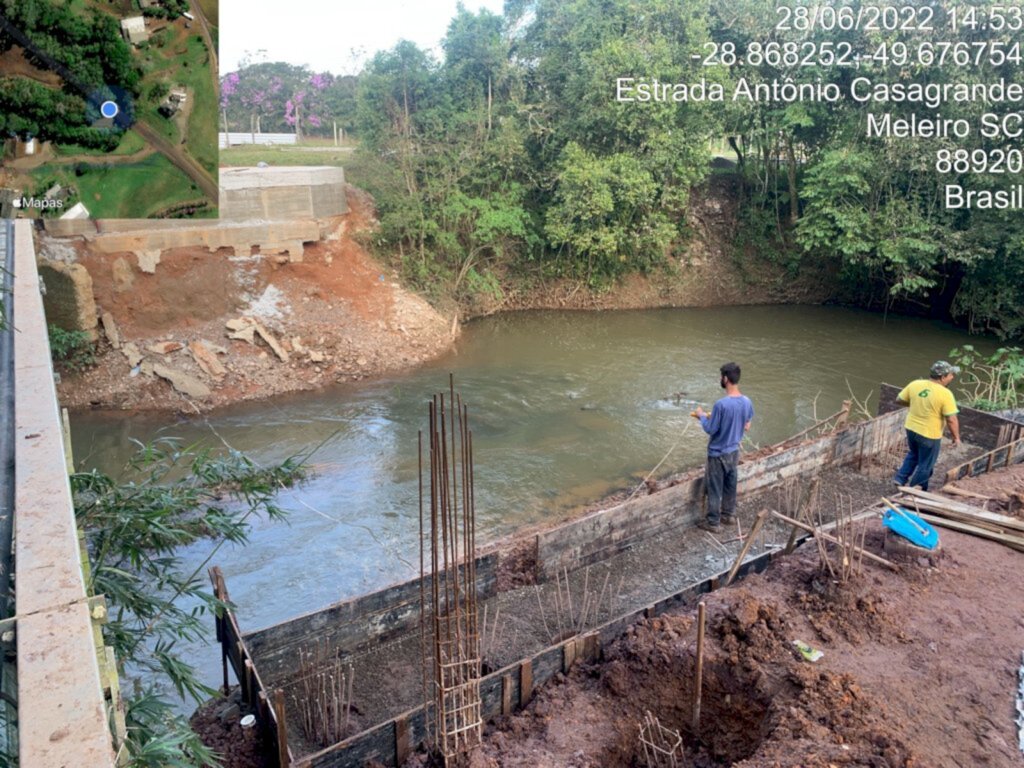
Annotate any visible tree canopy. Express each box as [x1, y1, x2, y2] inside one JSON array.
[[220, 0, 1024, 337]]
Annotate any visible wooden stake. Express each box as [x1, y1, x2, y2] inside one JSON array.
[[692, 602, 706, 734], [274, 688, 290, 767], [725, 510, 768, 586]]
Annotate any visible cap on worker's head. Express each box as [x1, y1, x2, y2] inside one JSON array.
[[930, 360, 961, 377]]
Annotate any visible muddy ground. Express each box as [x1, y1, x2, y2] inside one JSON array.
[[453, 518, 1024, 768], [47, 187, 455, 412]]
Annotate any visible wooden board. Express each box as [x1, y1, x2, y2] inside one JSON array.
[[246, 553, 499, 686], [291, 546, 782, 766], [898, 488, 1024, 534], [916, 513, 1024, 552], [536, 413, 902, 577]]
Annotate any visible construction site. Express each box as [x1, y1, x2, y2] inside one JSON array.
[[200, 379, 1024, 768]]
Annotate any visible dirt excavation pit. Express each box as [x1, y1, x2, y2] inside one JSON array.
[[459, 523, 1023, 768]]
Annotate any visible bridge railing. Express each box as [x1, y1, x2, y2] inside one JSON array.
[[10, 220, 117, 766]]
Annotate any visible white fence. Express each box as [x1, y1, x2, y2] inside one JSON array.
[[219, 132, 297, 148]]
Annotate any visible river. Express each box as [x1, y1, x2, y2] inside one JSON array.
[[69, 305, 988, 699]]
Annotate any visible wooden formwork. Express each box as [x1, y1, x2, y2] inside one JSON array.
[[211, 567, 294, 766], [214, 404, 947, 767], [289, 547, 779, 767], [534, 409, 904, 578], [945, 432, 1024, 484]]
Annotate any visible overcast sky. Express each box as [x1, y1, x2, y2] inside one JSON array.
[[220, 0, 507, 74]]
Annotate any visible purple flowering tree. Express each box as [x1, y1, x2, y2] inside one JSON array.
[[220, 64, 335, 138]]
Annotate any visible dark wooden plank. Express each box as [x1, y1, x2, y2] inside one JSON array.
[[274, 689, 290, 768], [246, 554, 499, 683]]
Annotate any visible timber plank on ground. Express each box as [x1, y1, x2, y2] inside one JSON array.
[[897, 488, 1024, 534], [916, 513, 1024, 552]]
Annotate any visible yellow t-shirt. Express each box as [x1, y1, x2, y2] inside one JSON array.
[[898, 379, 958, 439]]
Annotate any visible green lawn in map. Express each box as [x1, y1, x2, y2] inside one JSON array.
[[31, 153, 204, 218]]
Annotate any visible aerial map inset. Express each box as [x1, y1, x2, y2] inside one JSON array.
[[0, 0, 219, 219]]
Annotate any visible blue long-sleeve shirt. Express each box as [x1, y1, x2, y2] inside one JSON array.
[[699, 395, 754, 457]]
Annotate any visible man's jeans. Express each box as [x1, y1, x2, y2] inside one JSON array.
[[706, 450, 739, 525], [894, 429, 942, 491]]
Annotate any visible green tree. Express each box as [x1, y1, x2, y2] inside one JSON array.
[[72, 441, 306, 767]]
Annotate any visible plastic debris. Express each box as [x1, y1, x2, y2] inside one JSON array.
[[792, 639, 824, 662]]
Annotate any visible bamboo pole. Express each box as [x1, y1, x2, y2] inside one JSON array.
[[725, 510, 768, 586]]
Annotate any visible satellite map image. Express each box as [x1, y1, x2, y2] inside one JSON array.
[[0, 0, 219, 219]]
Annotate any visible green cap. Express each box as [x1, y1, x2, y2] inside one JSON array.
[[930, 360, 961, 377]]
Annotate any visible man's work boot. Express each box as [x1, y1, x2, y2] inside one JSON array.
[[697, 519, 722, 534]]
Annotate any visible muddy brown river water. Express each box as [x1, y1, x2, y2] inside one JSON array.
[[68, 305, 991, 702]]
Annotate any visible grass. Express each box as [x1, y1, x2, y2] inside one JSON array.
[[220, 144, 354, 166], [136, 27, 218, 174], [219, 141, 377, 188], [182, 36, 218, 176], [31, 153, 202, 218]]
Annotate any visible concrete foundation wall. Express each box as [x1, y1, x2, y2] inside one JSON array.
[[42, 166, 347, 262], [220, 167, 348, 220], [37, 261, 98, 340], [535, 410, 904, 579]]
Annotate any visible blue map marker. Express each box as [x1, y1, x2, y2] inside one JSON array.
[[100, 100, 119, 119]]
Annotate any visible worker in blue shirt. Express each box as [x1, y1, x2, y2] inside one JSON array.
[[693, 362, 754, 533]]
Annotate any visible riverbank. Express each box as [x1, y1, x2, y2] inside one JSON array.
[[50, 176, 838, 413], [49, 187, 456, 412]]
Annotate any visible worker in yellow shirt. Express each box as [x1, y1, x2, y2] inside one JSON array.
[[893, 360, 962, 491]]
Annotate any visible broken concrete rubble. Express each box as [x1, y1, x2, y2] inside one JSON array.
[[189, 340, 227, 380], [148, 341, 184, 355], [151, 363, 211, 399], [224, 317, 289, 362], [100, 312, 121, 349], [120, 342, 143, 368]]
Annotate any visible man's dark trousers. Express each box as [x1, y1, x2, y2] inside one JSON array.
[[894, 429, 942, 491], [706, 450, 740, 525]]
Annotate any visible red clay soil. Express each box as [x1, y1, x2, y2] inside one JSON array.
[[942, 463, 1024, 517], [448, 524, 1024, 768]]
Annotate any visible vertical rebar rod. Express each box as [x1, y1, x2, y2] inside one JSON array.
[[693, 601, 706, 734]]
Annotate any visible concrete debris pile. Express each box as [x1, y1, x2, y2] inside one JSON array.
[[224, 317, 330, 368], [111, 335, 217, 400], [93, 308, 335, 402]]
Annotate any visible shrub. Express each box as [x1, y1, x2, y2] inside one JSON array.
[[48, 324, 96, 372]]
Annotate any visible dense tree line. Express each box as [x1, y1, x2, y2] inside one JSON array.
[[0, 77, 121, 150], [221, 0, 1024, 338], [0, 0, 141, 145], [0, 0, 140, 92]]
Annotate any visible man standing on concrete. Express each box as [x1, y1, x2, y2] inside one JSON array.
[[694, 362, 754, 533], [894, 360, 962, 491]]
